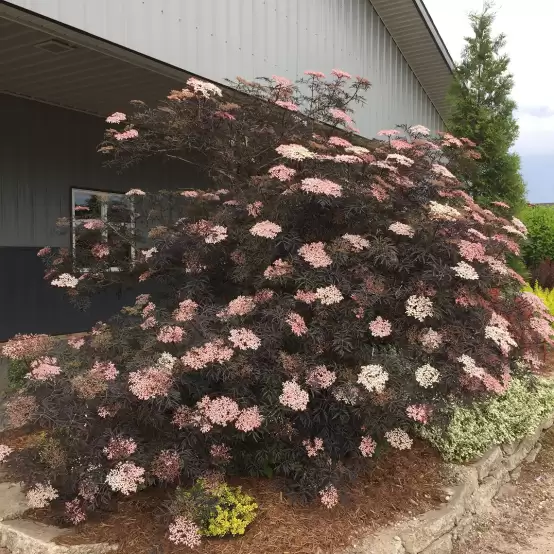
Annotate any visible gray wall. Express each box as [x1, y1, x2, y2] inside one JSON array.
[[0, 93, 198, 247], [6, 0, 444, 135]]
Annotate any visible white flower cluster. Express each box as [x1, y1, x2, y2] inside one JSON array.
[[485, 325, 518, 355], [51, 273, 79, 288], [187, 77, 222, 98], [0, 444, 13, 463], [405, 295, 433, 322], [105, 462, 145, 495], [332, 384, 361, 405], [409, 125, 430, 136], [357, 364, 389, 393], [458, 354, 484, 377], [452, 261, 479, 281], [315, 285, 344, 305], [156, 352, 177, 371], [415, 364, 440, 388], [385, 429, 413, 450], [26, 482, 59, 508], [429, 201, 461, 221], [386, 154, 414, 167]]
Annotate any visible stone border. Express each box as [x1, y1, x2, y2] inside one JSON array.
[[344, 413, 554, 554]]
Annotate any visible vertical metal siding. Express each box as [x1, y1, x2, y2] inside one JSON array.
[[7, 0, 444, 134]]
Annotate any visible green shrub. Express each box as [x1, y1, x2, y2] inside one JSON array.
[[520, 205, 554, 268], [421, 378, 554, 462], [7, 359, 28, 391], [173, 481, 258, 538]]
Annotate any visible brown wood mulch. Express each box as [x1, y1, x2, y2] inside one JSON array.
[[22, 440, 444, 554]]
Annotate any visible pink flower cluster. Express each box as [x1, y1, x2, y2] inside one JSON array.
[[210, 443, 232, 462], [342, 234, 370, 251], [37, 246, 51, 257], [369, 317, 392, 338], [298, 242, 332, 268], [2, 333, 51, 360], [405, 295, 433, 321], [300, 177, 342, 198], [91, 360, 118, 381], [201, 396, 240, 426], [151, 450, 181, 482], [83, 219, 105, 230], [303, 437, 324, 457], [295, 289, 317, 304], [306, 365, 336, 389], [51, 273, 79, 288], [420, 328, 442, 351], [319, 484, 339, 509], [254, 289, 274, 303], [105, 462, 145, 495], [385, 429, 413, 450], [389, 222, 415, 238], [65, 498, 86, 525], [458, 240, 486, 262], [328, 136, 352, 147], [235, 406, 264, 432], [268, 165, 296, 182], [218, 295, 256, 319], [276, 143, 314, 161], [106, 111, 126, 124], [27, 356, 61, 381], [157, 325, 184, 343], [125, 188, 145, 196], [172, 299, 198, 322], [114, 129, 139, 141], [103, 436, 137, 460], [247, 201, 263, 217], [181, 339, 234, 370], [275, 100, 299, 111], [264, 259, 293, 279], [187, 77, 222, 98], [0, 444, 13, 463], [359, 436, 377, 458], [406, 404, 433, 424], [228, 328, 261, 350], [279, 380, 309, 411], [68, 336, 85, 349], [168, 516, 202, 548], [128, 368, 173, 400], [250, 220, 282, 239], [286, 312, 308, 336]]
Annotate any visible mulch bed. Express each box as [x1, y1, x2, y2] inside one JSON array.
[[20, 440, 444, 554]]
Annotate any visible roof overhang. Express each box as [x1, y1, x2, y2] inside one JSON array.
[[371, 0, 454, 120]]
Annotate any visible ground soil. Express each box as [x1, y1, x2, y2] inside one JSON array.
[[23, 440, 444, 554], [454, 426, 554, 554]]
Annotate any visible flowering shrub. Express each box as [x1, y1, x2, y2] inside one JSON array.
[[2, 71, 552, 537], [421, 377, 554, 462]]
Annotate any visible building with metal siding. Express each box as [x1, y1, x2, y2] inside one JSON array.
[[0, 0, 453, 340]]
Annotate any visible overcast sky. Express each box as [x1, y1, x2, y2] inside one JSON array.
[[423, 0, 554, 202]]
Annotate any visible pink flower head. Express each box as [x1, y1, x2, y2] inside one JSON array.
[[217, 295, 256, 318], [431, 164, 456, 180], [228, 328, 261, 350], [329, 107, 353, 124], [334, 154, 362, 164], [390, 139, 412, 150], [91, 360, 118, 381], [114, 129, 139, 141], [264, 259, 293, 279], [319, 485, 339, 509], [254, 289, 274, 303], [27, 483, 59, 508], [331, 68, 352, 79], [0, 444, 13, 463], [458, 240, 486, 262], [83, 219, 105, 230], [369, 317, 392, 338], [492, 201, 510, 209], [295, 289, 317, 304], [152, 450, 181, 482], [268, 165, 296, 182], [279, 380, 309, 411], [37, 246, 51, 257], [305, 70, 326, 78], [235, 406, 264, 432], [378, 129, 401, 137], [103, 436, 137, 460], [128, 368, 173, 400], [105, 462, 145, 495], [201, 396, 240, 426], [246, 201, 263, 217], [91, 243, 110, 259], [140, 316, 156, 330], [388, 222, 415, 238], [303, 437, 324, 457], [316, 285, 343, 305], [359, 436, 377, 458], [125, 188, 145, 196], [328, 136, 353, 147], [298, 242, 332, 268], [106, 112, 126, 124], [406, 404, 433, 424], [250, 220, 282, 239], [210, 443, 232, 462], [214, 110, 236, 120], [275, 100, 299, 111], [2, 333, 51, 360], [301, 177, 342, 198], [187, 77, 222, 98], [173, 299, 199, 322], [272, 75, 293, 87], [181, 190, 199, 198], [51, 273, 79, 288], [27, 356, 61, 381], [181, 339, 234, 370], [168, 517, 202, 548], [157, 325, 184, 343], [65, 498, 86, 525], [306, 365, 336, 389], [409, 125, 430, 136], [286, 312, 308, 336]]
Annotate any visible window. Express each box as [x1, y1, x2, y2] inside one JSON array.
[[71, 188, 135, 271]]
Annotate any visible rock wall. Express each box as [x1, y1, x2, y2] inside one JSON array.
[[346, 413, 554, 554]]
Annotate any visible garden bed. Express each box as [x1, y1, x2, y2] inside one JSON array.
[[19, 440, 443, 554]]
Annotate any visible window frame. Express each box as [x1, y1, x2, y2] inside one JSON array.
[[70, 187, 136, 273]]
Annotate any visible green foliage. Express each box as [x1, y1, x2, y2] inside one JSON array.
[[421, 378, 554, 462], [523, 283, 554, 318], [174, 481, 258, 537], [7, 359, 28, 391], [520, 205, 554, 268], [447, 2, 525, 210]]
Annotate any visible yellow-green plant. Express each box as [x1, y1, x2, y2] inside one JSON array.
[[174, 481, 258, 538], [523, 282, 554, 318]]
